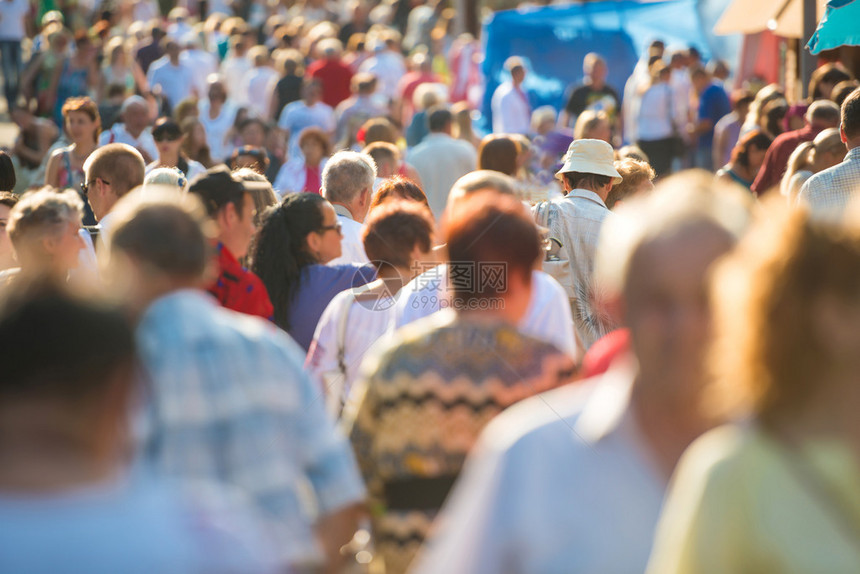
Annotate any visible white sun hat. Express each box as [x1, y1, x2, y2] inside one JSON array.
[[556, 139, 623, 185]]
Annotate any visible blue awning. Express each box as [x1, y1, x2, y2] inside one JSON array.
[[807, 0, 860, 54]]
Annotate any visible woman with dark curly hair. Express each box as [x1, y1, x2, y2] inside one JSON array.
[[250, 192, 373, 350]]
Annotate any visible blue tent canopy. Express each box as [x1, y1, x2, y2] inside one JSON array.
[[807, 0, 860, 55], [481, 0, 712, 128]]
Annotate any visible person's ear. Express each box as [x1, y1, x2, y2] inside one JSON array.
[[217, 203, 237, 229], [305, 229, 321, 255], [42, 234, 59, 256], [841, 124, 848, 144]]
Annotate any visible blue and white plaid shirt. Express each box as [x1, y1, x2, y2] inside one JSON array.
[[135, 290, 366, 569], [798, 147, 860, 217]]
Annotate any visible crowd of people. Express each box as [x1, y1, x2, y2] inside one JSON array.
[[2, 0, 860, 573]]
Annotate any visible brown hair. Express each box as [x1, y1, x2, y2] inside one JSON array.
[[730, 130, 773, 169], [362, 200, 434, 269], [445, 191, 540, 305], [361, 117, 398, 145], [61, 96, 101, 144], [298, 127, 333, 158], [370, 175, 429, 212], [477, 134, 519, 176], [606, 159, 655, 209]]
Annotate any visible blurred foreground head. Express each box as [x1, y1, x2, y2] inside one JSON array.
[[594, 171, 752, 400], [100, 190, 216, 314], [709, 195, 860, 424], [0, 281, 136, 486]]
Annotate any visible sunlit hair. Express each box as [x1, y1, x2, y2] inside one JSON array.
[[370, 175, 429, 212], [477, 134, 519, 177], [573, 109, 608, 140], [729, 130, 772, 169], [233, 167, 277, 226], [707, 200, 860, 423], [594, 170, 752, 303], [61, 96, 101, 144], [8, 188, 83, 251], [446, 191, 540, 305], [362, 200, 434, 270], [606, 158, 655, 210]]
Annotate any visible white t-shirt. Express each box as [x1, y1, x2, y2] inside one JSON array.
[[0, 0, 29, 41], [147, 58, 195, 108], [277, 101, 336, 160], [327, 212, 369, 266], [491, 81, 531, 135], [145, 159, 206, 182], [395, 264, 578, 358], [180, 49, 218, 101], [241, 67, 280, 119], [98, 124, 158, 162], [221, 56, 252, 104], [198, 99, 238, 163], [306, 287, 396, 417]]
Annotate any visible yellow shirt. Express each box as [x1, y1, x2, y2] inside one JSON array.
[[647, 424, 860, 574]]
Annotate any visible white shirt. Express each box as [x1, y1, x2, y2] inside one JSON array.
[[637, 83, 675, 141], [241, 66, 280, 119], [407, 133, 477, 220], [395, 264, 578, 358], [273, 157, 328, 197], [327, 204, 369, 266], [221, 56, 252, 104], [306, 287, 396, 417], [180, 49, 218, 100], [359, 50, 406, 102], [411, 361, 666, 574], [146, 58, 195, 107], [277, 100, 336, 160], [491, 81, 531, 135], [0, 0, 29, 40], [98, 123, 159, 162], [145, 158, 206, 182], [198, 99, 238, 163]]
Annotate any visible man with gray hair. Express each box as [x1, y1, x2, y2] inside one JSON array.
[[322, 150, 376, 265], [98, 95, 157, 163], [412, 172, 752, 574], [102, 191, 366, 574]]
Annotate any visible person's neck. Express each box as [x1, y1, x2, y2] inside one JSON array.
[[209, 99, 223, 116], [590, 77, 604, 90], [377, 265, 411, 285], [847, 137, 860, 152], [0, 407, 120, 493], [631, 377, 711, 479], [306, 157, 321, 168], [159, 151, 179, 166], [169, 57, 179, 66], [333, 202, 356, 220], [125, 124, 143, 138], [72, 140, 97, 158]]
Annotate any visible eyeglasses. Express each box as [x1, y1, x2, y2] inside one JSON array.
[[318, 222, 343, 235], [80, 177, 109, 195]]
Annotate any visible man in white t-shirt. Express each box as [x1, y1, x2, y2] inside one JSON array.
[[198, 77, 238, 164], [278, 79, 335, 161], [321, 151, 376, 266], [146, 39, 195, 110], [358, 35, 406, 104], [491, 56, 531, 135], [241, 46, 280, 120], [0, 0, 29, 109], [395, 170, 578, 359], [98, 96, 158, 163], [180, 35, 218, 100]]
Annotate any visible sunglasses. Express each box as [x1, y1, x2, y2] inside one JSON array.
[[153, 133, 181, 142], [318, 222, 343, 235], [80, 177, 109, 195]]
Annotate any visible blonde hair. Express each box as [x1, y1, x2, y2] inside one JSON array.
[[573, 109, 608, 140], [708, 201, 860, 423]]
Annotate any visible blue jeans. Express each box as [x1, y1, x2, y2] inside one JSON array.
[[0, 40, 22, 109]]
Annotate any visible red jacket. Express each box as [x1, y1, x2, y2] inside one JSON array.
[[751, 125, 820, 194], [208, 243, 274, 321]]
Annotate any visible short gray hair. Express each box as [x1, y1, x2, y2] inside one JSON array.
[[8, 188, 83, 249], [321, 151, 377, 204]]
